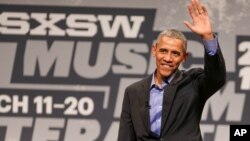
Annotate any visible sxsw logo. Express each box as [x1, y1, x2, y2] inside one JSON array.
[[0, 4, 157, 141], [0, 5, 149, 38], [0, 4, 157, 117]]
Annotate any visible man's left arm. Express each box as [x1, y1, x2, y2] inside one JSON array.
[[184, 0, 226, 99], [200, 36, 226, 99]]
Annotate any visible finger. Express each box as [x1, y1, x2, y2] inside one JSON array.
[[183, 20, 194, 31], [201, 5, 208, 15], [194, 0, 204, 14], [187, 4, 193, 17], [187, 3, 197, 18], [195, 0, 208, 16], [191, 0, 199, 16]]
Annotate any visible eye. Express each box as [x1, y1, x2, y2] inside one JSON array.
[[172, 51, 181, 57], [159, 48, 167, 54]]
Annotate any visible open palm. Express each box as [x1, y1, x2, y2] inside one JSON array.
[[184, 0, 213, 40]]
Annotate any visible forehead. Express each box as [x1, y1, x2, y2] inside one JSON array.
[[157, 36, 185, 51]]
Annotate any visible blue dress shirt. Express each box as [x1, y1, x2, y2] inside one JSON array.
[[149, 73, 175, 136]]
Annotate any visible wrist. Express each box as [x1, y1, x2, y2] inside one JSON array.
[[202, 33, 214, 40]]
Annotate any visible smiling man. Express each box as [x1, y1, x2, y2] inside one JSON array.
[[118, 0, 226, 141]]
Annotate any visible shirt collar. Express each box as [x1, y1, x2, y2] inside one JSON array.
[[150, 70, 177, 89]]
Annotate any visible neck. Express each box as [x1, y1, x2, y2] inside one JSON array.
[[154, 73, 169, 87]]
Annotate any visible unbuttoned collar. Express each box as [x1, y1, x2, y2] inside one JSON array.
[[150, 70, 177, 89]]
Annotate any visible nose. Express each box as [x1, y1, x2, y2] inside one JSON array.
[[163, 53, 172, 62]]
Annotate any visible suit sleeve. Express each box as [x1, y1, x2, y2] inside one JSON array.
[[118, 88, 136, 141], [197, 41, 226, 101]]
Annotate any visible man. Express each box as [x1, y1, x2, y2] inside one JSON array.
[[118, 0, 226, 141]]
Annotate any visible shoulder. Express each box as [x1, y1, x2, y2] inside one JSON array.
[[180, 68, 204, 78], [170, 68, 205, 85], [125, 75, 152, 91]]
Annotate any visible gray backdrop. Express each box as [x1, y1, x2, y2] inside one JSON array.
[[0, 0, 250, 141]]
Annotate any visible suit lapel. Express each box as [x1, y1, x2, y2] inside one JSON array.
[[139, 76, 152, 133], [139, 71, 185, 134], [161, 70, 184, 132]]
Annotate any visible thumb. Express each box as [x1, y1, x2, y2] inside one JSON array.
[[183, 20, 194, 31]]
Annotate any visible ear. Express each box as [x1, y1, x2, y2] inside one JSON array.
[[152, 44, 157, 57], [182, 52, 189, 63]]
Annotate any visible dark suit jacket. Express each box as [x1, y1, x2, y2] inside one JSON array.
[[118, 47, 226, 141]]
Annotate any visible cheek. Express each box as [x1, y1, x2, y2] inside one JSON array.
[[155, 55, 162, 61], [173, 58, 184, 66]]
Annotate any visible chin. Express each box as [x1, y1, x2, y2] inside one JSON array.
[[160, 72, 172, 78]]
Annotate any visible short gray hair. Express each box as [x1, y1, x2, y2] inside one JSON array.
[[155, 29, 187, 52]]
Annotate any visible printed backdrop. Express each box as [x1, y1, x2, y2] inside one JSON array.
[[0, 0, 250, 141]]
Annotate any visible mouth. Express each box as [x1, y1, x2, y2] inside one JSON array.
[[161, 63, 173, 68]]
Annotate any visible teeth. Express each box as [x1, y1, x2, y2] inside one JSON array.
[[162, 64, 171, 68]]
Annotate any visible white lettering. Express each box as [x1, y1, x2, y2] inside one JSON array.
[[66, 14, 97, 37], [32, 118, 65, 141], [0, 117, 33, 141], [202, 81, 246, 121], [24, 40, 74, 77], [238, 41, 250, 65], [0, 12, 29, 35], [74, 41, 114, 79], [113, 78, 142, 118], [239, 67, 250, 90], [104, 121, 119, 141], [0, 95, 11, 113], [30, 13, 66, 36], [0, 95, 28, 114], [200, 124, 229, 141], [98, 15, 144, 38], [12, 95, 28, 113], [112, 43, 148, 74], [64, 119, 100, 141], [0, 12, 145, 38]]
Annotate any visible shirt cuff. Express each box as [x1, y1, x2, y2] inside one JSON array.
[[202, 35, 218, 56]]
